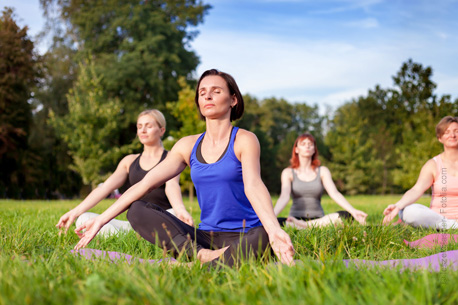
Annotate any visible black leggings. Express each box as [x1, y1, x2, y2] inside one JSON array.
[[277, 210, 353, 226], [127, 200, 271, 267]]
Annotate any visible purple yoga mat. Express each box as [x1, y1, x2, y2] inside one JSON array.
[[404, 233, 458, 249], [343, 250, 458, 271], [72, 247, 458, 271], [71, 248, 177, 264]]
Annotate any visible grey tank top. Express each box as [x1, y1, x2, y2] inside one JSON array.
[[289, 167, 325, 218]]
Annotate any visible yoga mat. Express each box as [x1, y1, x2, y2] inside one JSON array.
[[71, 248, 177, 264], [404, 233, 458, 249], [72, 248, 458, 271], [343, 250, 458, 271]]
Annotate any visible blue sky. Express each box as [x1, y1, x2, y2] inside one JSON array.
[[3, 0, 458, 112]]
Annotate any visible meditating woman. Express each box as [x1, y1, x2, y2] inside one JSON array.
[[56, 109, 193, 236], [274, 133, 367, 228], [383, 116, 458, 229], [73, 69, 295, 266]]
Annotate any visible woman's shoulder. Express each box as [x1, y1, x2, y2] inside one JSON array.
[[121, 153, 140, 164], [118, 153, 140, 171], [172, 134, 203, 154], [281, 167, 294, 179], [318, 165, 331, 177], [234, 128, 258, 143]]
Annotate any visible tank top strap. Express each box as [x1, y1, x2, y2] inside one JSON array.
[[228, 126, 239, 152], [432, 155, 442, 182], [129, 153, 142, 172]]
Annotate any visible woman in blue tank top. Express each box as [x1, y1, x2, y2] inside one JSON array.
[[56, 110, 193, 236], [73, 69, 295, 267], [274, 133, 367, 228]]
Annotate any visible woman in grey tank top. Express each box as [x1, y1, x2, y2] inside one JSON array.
[[274, 133, 367, 228]]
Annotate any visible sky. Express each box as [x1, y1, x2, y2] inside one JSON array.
[[3, 0, 458, 112]]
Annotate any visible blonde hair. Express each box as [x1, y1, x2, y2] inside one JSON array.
[[137, 109, 166, 129], [436, 116, 458, 138]]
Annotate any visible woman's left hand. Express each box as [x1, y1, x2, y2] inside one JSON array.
[[176, 211, 194, 227], [350, 209, 368, 225], [268, 228, 295, 265]]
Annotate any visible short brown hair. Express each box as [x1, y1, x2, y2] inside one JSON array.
[[194, 69, 244, 121], [436, 116, 458, 138]]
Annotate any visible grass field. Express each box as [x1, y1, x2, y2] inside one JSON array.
[[1, 195, 458, 304]]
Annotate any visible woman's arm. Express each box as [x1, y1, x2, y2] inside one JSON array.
[[74, 139, 193, 250], [236, 130, 295, 265], [56, 155, 135, 233], [165, 174, 194, 226], [320, 166, 367, 224], [273, 168, 293, 216], [383, 159, 436, 224]]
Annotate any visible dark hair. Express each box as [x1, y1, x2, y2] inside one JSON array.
[[290, 133, 321, 169], [194, 69, 244, 121]]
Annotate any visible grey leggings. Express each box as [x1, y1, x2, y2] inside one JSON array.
[[399, 203, 458, 230], [127, 200, 271, 267]]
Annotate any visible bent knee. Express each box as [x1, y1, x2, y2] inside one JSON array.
[[126, 201, 146, 224]]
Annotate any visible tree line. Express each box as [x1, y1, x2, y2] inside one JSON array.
[[1, 3, 457, 199]]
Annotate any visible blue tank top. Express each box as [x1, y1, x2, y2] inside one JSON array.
[[190, 127, 262, 232]]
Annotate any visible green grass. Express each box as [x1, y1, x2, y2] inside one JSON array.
[[1, 196, 457, 305]]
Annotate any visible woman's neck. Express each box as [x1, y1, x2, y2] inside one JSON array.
[[442, 147, 458, 163], [297, 156, 313, 171], [142, 142, 164, 157], [204, 119, 233, 144]]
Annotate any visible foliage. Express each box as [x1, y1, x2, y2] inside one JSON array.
[[49, 58, 139, 189], [165, 77, 205, 199], [237, 96, 323, 193], [40, 0, 211, 129], [0, 7, 38, 198], [326, 59, 458, 195]]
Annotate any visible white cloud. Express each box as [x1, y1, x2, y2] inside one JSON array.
[[345, 17, 379, 29], [193, 30, 399, 108]]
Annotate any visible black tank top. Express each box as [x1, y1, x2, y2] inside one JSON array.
[[128, 150, 172, 210]]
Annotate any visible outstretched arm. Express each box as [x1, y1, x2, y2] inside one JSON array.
[[320, 166, 367, 224], [74, 141, 191, 250], [383, 159, 435, 224], [237, 130, 295, 265], [273, 168, 293, 216], [56, 155, 134, 233]]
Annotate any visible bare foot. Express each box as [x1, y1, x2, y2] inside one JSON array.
[[197, 246, 230, 263], [286, 216, 306, 228]]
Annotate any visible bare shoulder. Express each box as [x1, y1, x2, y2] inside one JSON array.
[[171, 134, 202, 160], [422, 158, 437, 174], [281, 167, 293, 180], [319, 166, 332, 177], [235, 128, 259, 146], [119, 153, 139, 169]]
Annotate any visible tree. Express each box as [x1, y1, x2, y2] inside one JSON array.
[[0, 8, 38, 197], [49, 58, 139, 189], [40, 0, 211, 130], [237, 97, 323, 194], [325, 59, 457, 195], [165, 77, 205, 201]]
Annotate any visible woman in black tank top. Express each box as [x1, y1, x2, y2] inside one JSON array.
[[274, 133, 368, 228], [56, 109, 193, 236]]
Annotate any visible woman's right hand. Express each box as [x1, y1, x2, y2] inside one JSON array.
[[56, 210, 79, 234], [74, 217, 103, 250], [382, 204, 400, 224]]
